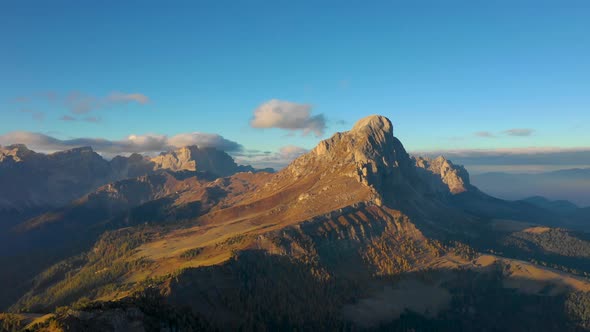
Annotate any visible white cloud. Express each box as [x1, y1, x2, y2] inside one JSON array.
[[167, 133, 243, 152], [64, 91, 150, 114], [106, 92, 150, 105], [503, 128, 534, 137], [474, 131, 495, 138], [14, 91, 150, 115], [279, 145, 308, 158], [250, 99, 326, 136], [0, 131, 243, 156]]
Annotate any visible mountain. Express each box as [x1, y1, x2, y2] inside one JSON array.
[[0, 144, 269, 227], [519, 196, 580, 214], [0, 145, 269, 312], [3, 115, 590, 331], [0, 145, 112, 212], [150, 145, 254, 176], [471, 168, 590, 206]]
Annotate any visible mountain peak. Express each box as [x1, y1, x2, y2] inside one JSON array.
[[351, 114, 393, 136], [151, 145, 239, 176], [414, 156, 472, 194], [0, 144, 37, 162], [281, 115, 415, 206], [5, 143, 31, 151], [283, 115, 477, 207], [312, 115, 397, 161]]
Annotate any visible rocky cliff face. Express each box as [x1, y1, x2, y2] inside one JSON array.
[[282, 115, 471, 209], [150, 146, 241, 176], [0, 144, 39, 163], [414, 156, 472, 194], [281, 115, 420, 206], [0, 145, 113, 212], [0, 144, 262, 215], [109, 153, 154, 179]]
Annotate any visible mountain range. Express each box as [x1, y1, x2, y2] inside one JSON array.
[[1, 115, 590, 331], [0, 144, 266, 226]]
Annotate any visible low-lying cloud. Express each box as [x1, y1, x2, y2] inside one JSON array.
[[0, 131, 243, 156], [474, 128, 535, 138], [415, 147, 590, 173], [250, 99, 326, 136], [234, 145, 309, 169]]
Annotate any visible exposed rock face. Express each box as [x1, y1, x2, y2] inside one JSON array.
[[0, 144, 263, 215], [283, 115, 421, 206], [414, 156, 472, 194], [280, 114, 476, 197], [150, 146, 240, 176], [0, 145, 113, 211], [0, 144, 39, 163], [110, 153, 154, 179]]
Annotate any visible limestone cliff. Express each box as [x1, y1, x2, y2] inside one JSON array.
[[150, 146, 239, 176], [414, 156, 472, 194]]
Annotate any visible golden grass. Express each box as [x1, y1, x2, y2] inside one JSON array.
[[490, 219, 537, 232], [523, 226, 551, 234], [475, 254, 590, 294]]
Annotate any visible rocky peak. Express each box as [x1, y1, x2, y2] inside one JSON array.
[[414, 156, 471, 194], [48, 146, 107, 166], [157, 147, 192, 170], [276, 114, 478, 208], [110, 153, 154, 179], [150, 145, 239, 177], [284, 115, 417, 205], [311, 115, 411, 166], [151, 146, 199, 172], [0, 144, 37, 163]]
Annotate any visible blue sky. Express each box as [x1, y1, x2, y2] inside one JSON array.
[[1, 1, 589, 169]]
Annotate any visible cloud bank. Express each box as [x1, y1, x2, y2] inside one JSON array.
[[414, 147, 590, 173], [0, 131, 243, 156], [474, 128, 535, 138], [234, 145, 309, 169], [250, 99, 326, 136]]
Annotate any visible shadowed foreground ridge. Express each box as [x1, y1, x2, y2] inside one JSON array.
[[3, 115, 590, 331]]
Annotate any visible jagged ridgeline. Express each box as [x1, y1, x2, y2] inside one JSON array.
[[3, 115, 590, 331]]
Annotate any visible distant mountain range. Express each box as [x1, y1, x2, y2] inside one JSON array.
[[1, 115, 590, 331], [471, 168, 590, 206], [0, 144, 271, 225]]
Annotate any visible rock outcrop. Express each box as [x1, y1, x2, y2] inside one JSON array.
[[150, 146, 240, 176], [0, 145, 113, 212], [414, 156, 472, 194], [0, 144, 264, 215], [281, 115, 429, 206], [0, 144, 39, 163]]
